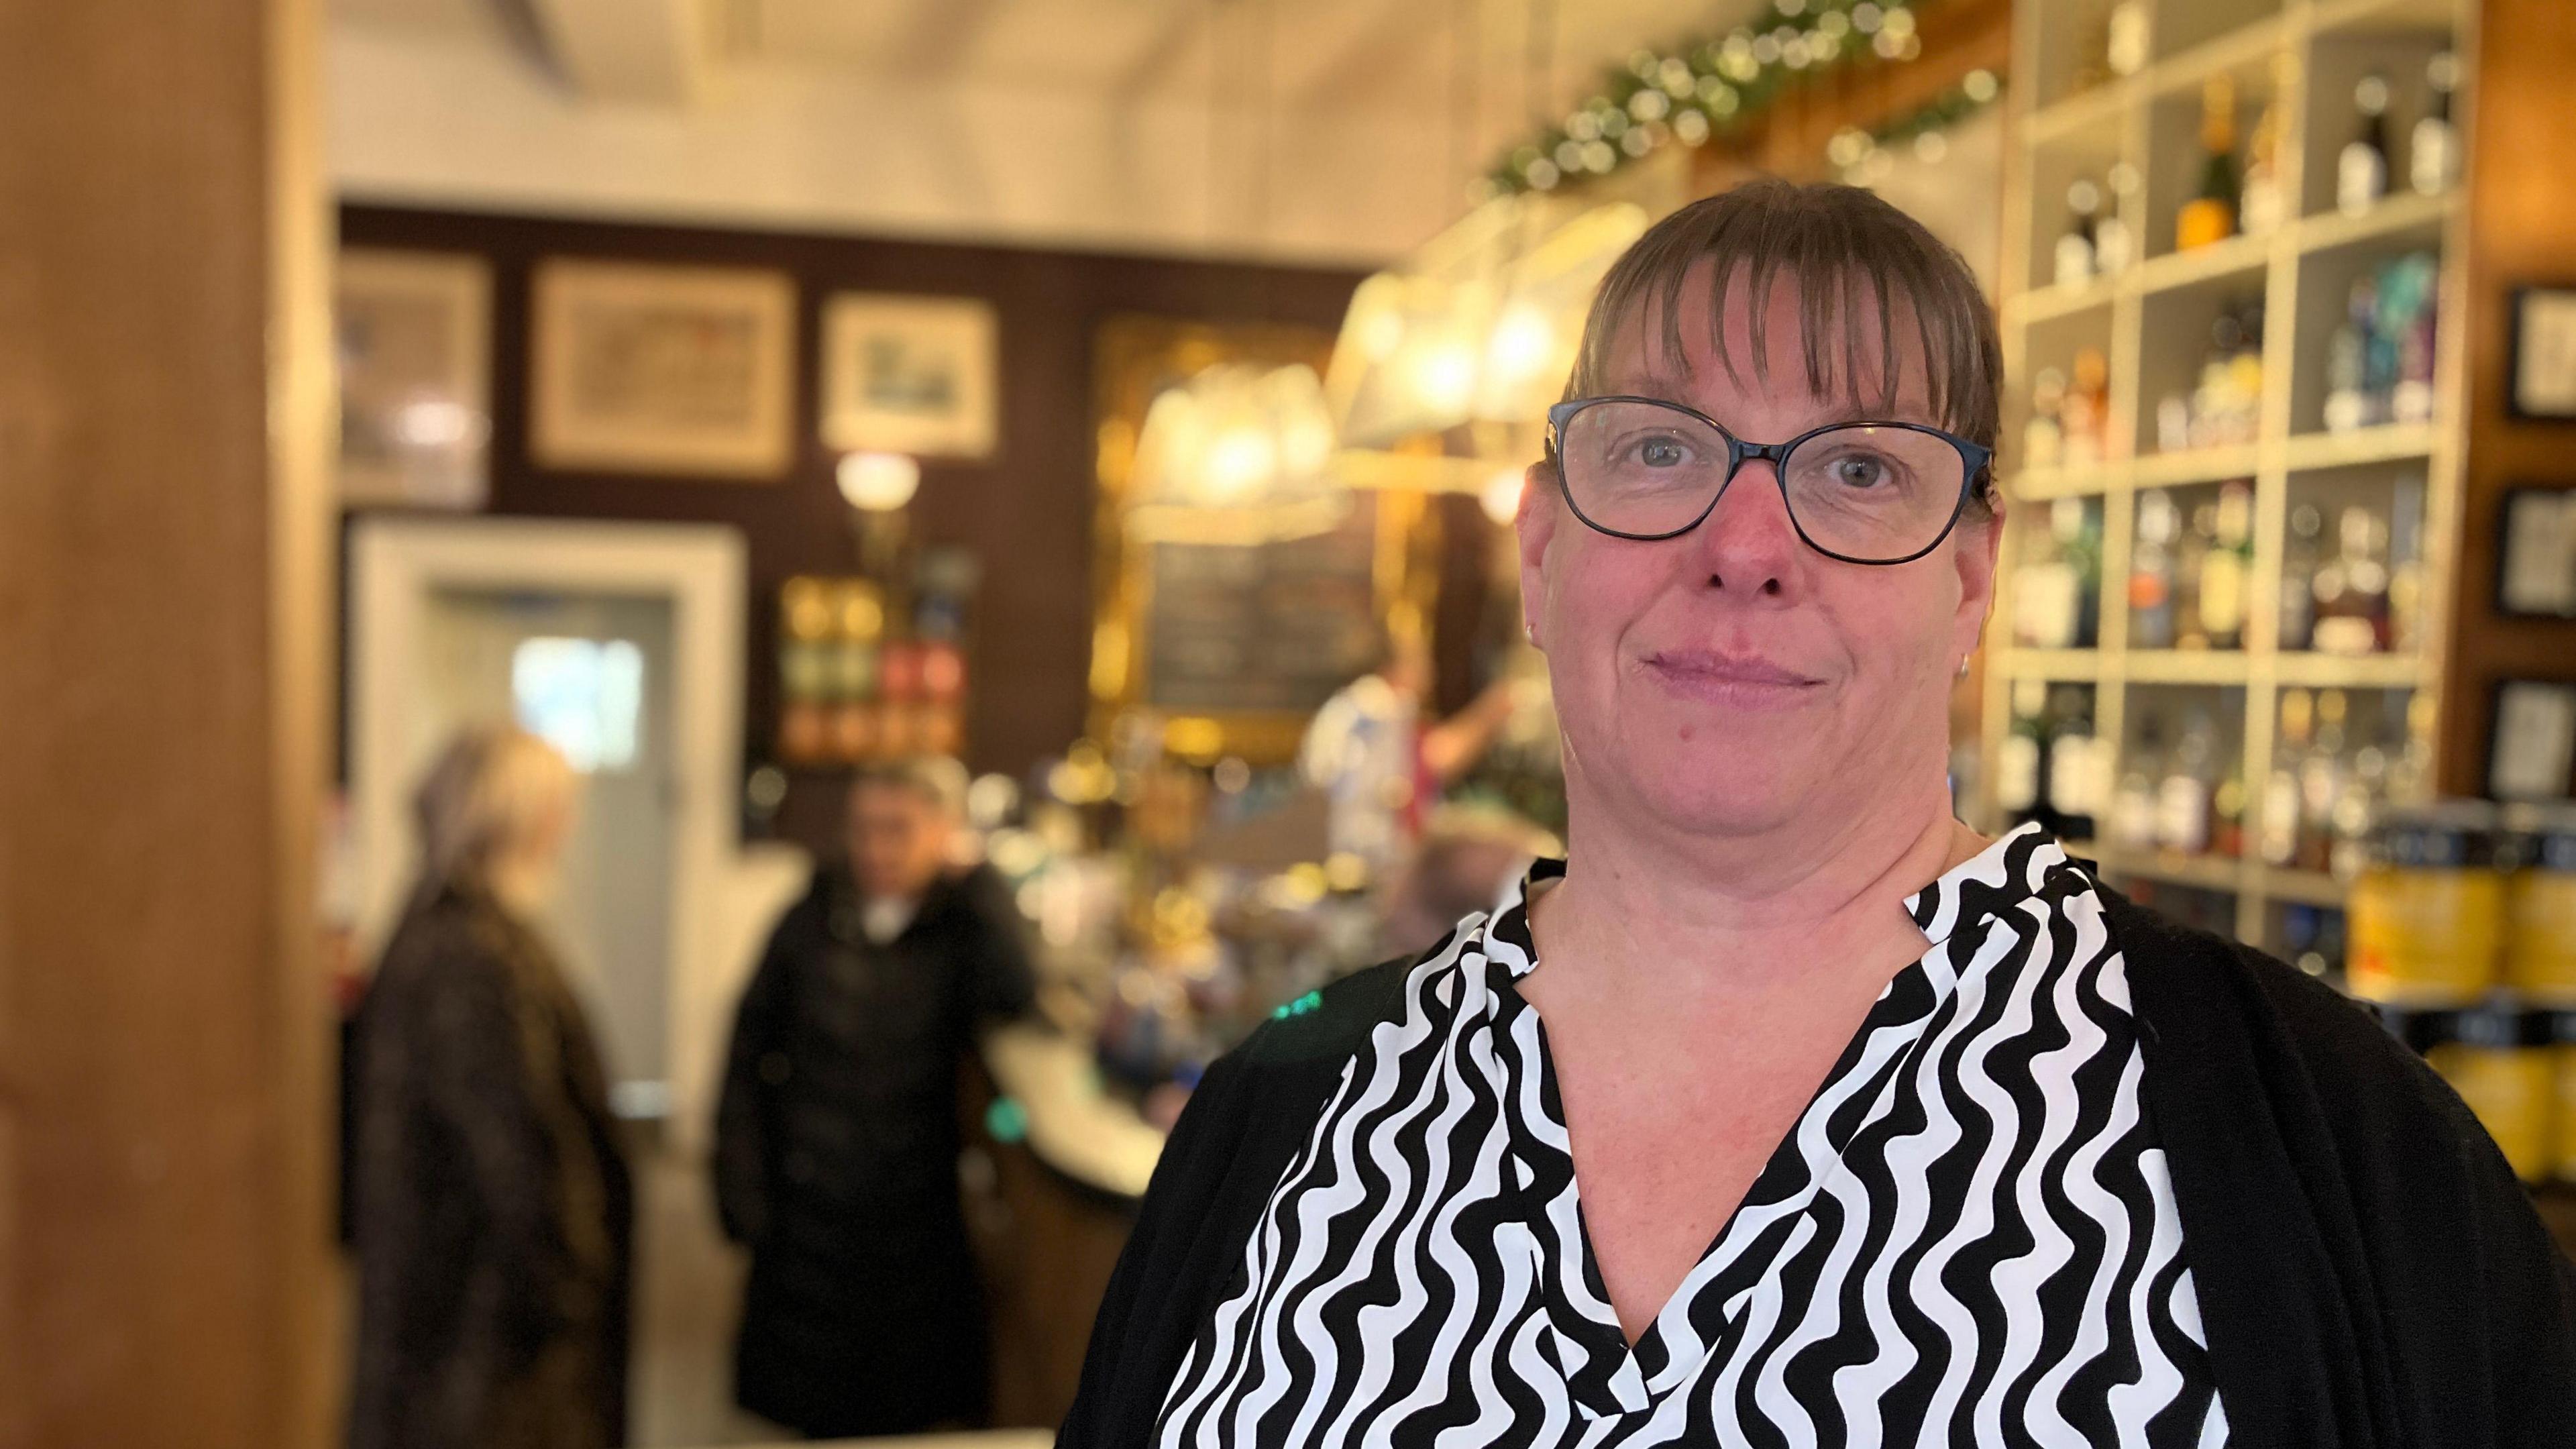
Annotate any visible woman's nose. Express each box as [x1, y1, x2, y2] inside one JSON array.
[[1691, 459, 1802, 597]]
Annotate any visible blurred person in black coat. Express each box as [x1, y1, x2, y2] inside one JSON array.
[[714, 757, 1037, 1438], [348, 728, 633, 1449]]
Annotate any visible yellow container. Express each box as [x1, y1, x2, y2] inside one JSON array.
[[2347, 808, 2507, 1006], [2506, 818, 2576, 1004], [2429, 1039, 2554, 1183]]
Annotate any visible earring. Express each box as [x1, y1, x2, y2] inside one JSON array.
[[1956, 657, 1972, 678]]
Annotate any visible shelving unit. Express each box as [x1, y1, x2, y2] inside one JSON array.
[[1985, 0, 2478, 950]]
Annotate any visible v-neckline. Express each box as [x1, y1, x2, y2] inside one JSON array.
[[1478, 825, 2049, 1417]]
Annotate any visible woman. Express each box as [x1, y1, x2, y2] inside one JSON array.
[[350, 728, 632, 1449], [1063, 180, 2575, 1448]]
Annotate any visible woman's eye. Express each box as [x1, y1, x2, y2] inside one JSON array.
[[1829, 454, 1890, 488], [1630, 436, 1692, 468]]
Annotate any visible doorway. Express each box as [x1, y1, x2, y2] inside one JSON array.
[[348, 516, 747, 1136]]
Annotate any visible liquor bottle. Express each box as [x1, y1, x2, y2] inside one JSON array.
[[2388, 474, 2425, 653], [2112, 714, 2165, 852], [2328, 276, 2380, 430], [2213, 758, 2248, 859], [2065, 498, 2103, 647], [2386, 250, 2439, 425], [2312, 506, 2393, 655], [2174, 499, 2216, 649], [2013, 511, 2079, 649], [2130, 488, 2180, 649], [2201, 480, 2254, 650], [2065, 348, 2113, 467], [2411, 52, 2460, 197], [1997, 680, 2048, 826], [2240, 92, 2287, 237], [2176, 75, 2240, 251], [2338, 72, 2394, 217], [2298, 692, 2351, 873], [2045, 686, 2102, 841], [2106, 1, 2151, 78], [2279, 502, 2324, 651], [2330, 745, 2390, 879], [2157, 709, 2220, 855], [2056, 180, 2102, 288], [2025, 366, 2068, 469], [2097, 163, 2141, 274], [2262, 688, 2315, 867]]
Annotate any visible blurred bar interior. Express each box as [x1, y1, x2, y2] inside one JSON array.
[[5, 0, 2576, 1444]]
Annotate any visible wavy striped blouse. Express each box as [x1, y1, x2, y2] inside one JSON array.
[[1151, 825, 2229, 1448]]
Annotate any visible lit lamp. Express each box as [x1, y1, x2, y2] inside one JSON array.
[[837, 449, 920, 577], [1326, 195, 1648, 495], [1124, 362, 1349, 547]]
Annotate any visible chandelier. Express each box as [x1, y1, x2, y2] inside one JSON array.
[[1122, 362, 1349, 547]]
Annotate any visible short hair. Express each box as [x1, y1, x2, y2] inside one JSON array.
[[849, 755, 968, 819], [1566, 178, 2002, 513], [412, 726, 575, 892]]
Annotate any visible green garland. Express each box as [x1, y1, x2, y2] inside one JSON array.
[[1489, 0, 1945, 197], [1827, 66, 2003, 180]]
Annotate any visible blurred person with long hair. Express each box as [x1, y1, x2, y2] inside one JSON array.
[[348, 727, 633, 1449], [714, 756, 1037, 1438]]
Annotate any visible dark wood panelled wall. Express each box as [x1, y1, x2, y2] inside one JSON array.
[[339, 205, 1368, 806]]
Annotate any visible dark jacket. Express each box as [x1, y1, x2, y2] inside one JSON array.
[[714, 861, 1036, 1438], [348, 884, 633, 1449], [1061, 886, 2576, 1448]]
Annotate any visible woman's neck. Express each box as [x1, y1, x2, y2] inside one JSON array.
[[1530, 774, 1980, 1010]]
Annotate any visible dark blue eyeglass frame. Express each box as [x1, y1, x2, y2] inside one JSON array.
[[1544, 395, 1995, 566]]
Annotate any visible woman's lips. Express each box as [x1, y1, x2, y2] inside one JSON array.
[[1641, 649, 1825, 709]]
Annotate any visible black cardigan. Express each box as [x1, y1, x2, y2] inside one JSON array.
[[1060, 888, 2576, 1448]]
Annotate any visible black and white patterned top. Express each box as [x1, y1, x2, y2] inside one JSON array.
[[1150, 825, 2229, 1447]]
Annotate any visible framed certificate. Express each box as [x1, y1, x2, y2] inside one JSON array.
[[2510, 286, 2576, 421], [2498, 487, 2576, 618], [529, 258, 797, 480], [2490, 680, 2576, 801]]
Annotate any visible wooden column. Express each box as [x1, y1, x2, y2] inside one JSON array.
[[2440, 0, 2576, 794], [0, 0, 335, 1444]]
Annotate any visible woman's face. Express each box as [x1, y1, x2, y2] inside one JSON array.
[[1517, 261, 1999, 843]]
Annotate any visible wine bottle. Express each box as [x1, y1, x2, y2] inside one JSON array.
[[2279, 502, 2324, 651], [2412, 52, 2460, 197], [2338, 72, 2393, 217], [2045, 686, 2101, 842], [2176, 76, 2240, 250], [2241, 93, 2286, 236], [2130, 488, 2180, 649], [2055, 179, 2102, 288], [2200, 480, 2253, 651]]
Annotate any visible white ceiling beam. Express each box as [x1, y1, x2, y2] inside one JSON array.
[[524, 0, 706, 104]]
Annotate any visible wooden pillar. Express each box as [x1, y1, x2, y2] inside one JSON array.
[[0, 0, 335, 1444], [2441, 0, 2576, 794]]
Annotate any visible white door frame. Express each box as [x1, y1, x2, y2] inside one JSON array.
[[349, 515, 746, 1132]]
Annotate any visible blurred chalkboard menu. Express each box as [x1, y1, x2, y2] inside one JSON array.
[[1144, 504, 1378, 714]]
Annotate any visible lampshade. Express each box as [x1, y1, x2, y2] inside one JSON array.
[[1124, 362, 1349, 547], [1326, 195, 1648, 494]]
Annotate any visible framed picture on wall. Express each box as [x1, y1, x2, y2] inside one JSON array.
[[819, 293, 999, 460], [2510, 286, 2576, 421], [529, 259, 797, 480], [2498, 487, 2576, 617], [2491, 679, 2576, 801], [335, 249, 492, 508]]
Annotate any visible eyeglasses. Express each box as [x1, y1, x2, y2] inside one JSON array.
[[1545, 396, 1992, 565]]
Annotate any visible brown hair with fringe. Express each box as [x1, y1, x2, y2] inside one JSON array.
[[1564, 178, 2003, 514]]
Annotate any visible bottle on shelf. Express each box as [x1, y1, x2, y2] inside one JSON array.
[[2096, 165, 2139, 275], [2163, 299, 2264, 451], [2214, 755, 2249, 860], [2130, 488, 2181, 649], [2388, 474, 2426, 653], [2157, 708, 2220, 856], [2176, 74, 2241, 252], [2279, 502, 2325, 651], [1997, 679, 2049, 828], [2385, 251, 2439, 425], [2331, 744, 2391, 879], [2201, 480, 2254, 651], [2013, 497, 2102, 650], [2025, 366, 2068, 470], [2412, 51, 2461, 197], [2106, 1, 2151, 80], [2112, 712, 2165, 852], [2045, 685, 2103, 843], [2339, 71, 2394, 217], [2312, 505, 2394, 656], [2300, 690, 2352, 873], [2323, 278, 2375, 434], [2263, 688, 2316, 868], [2056, 179, 2102, 289], [2064, 347, 2114, 467], [2175, 498, 2217, 649], [2241, 89, 2287, 237]]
